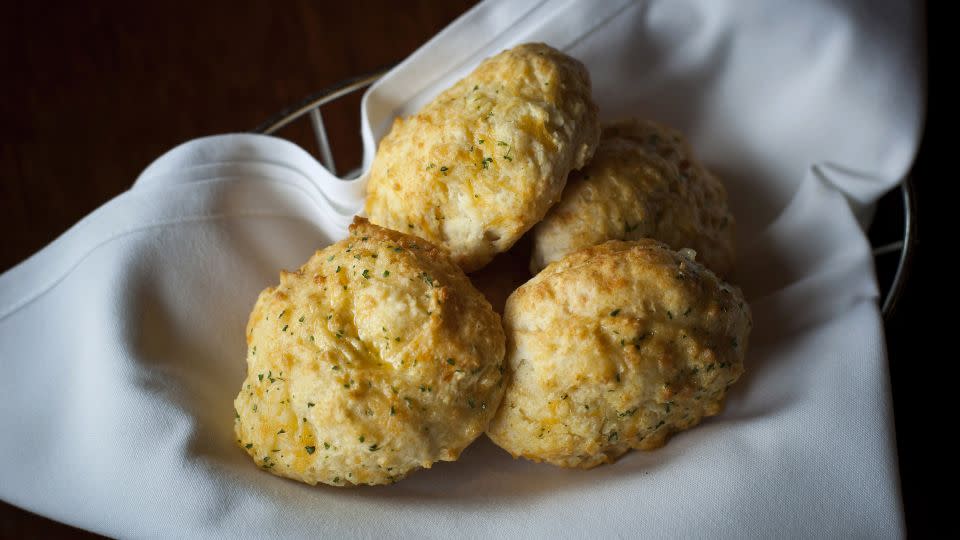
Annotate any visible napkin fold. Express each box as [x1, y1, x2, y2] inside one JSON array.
[[0, 0, 922, 537]]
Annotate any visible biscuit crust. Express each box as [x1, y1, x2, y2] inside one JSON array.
[[530, 119, 735, 276], [234, 218, 505, 486], [365, 43, 600, 272], [487, 240, 751, 468]]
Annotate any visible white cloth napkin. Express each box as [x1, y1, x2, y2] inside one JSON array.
[[0, 0, 922, 537]]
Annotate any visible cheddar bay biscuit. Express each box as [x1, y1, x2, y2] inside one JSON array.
[[234, 218, 505, 486], [365, 42, 600, 272], [487, 240, 751, 468], [530, 119, 735, 276]]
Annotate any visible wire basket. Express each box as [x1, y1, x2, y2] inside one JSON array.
[[254, 70, 916, 322]]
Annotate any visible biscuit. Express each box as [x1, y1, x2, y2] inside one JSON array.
[[365, 42, 600, 272], [234, 218, 506, 486], [487, 240, 751, 468], [530, 119, 735, 276]]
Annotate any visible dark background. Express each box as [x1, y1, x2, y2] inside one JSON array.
[[0, 1, 934, 536]]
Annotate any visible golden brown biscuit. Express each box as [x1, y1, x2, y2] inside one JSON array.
[[487, 240, 751, 468], [530, 119, 735, 277], [365, 42, 600, 272], [234, 218, 506, 486]]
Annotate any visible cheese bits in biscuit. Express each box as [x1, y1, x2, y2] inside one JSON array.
[[487, 240, 751, 468], [365, 42, 600, 272], [234, 218, 506, 486], [530, 119, 735, 276]]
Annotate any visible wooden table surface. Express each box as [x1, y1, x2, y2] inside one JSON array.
[[0, 1, 933, 536]]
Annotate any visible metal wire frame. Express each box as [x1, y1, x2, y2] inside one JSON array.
[[254, 70, 917, 322]]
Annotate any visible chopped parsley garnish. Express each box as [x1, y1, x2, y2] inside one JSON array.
[[439, 166, 449, 175], [327, 255, 335, 261], [277, 429, 285, 435], [281, 325, 288, 332], [446, 358, 456, 365], [245, 443, 253, 449], [305, 446, 316, 454], [369, 444, 379, 451], [307, 402, 315, 407], [361, 269, 371, 279], [359, 435, 365, 443], [383, 270, 390, 277], [632, 332, 651, 348], [390, 406, 396, 416], [610, 309, 621, 316]]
